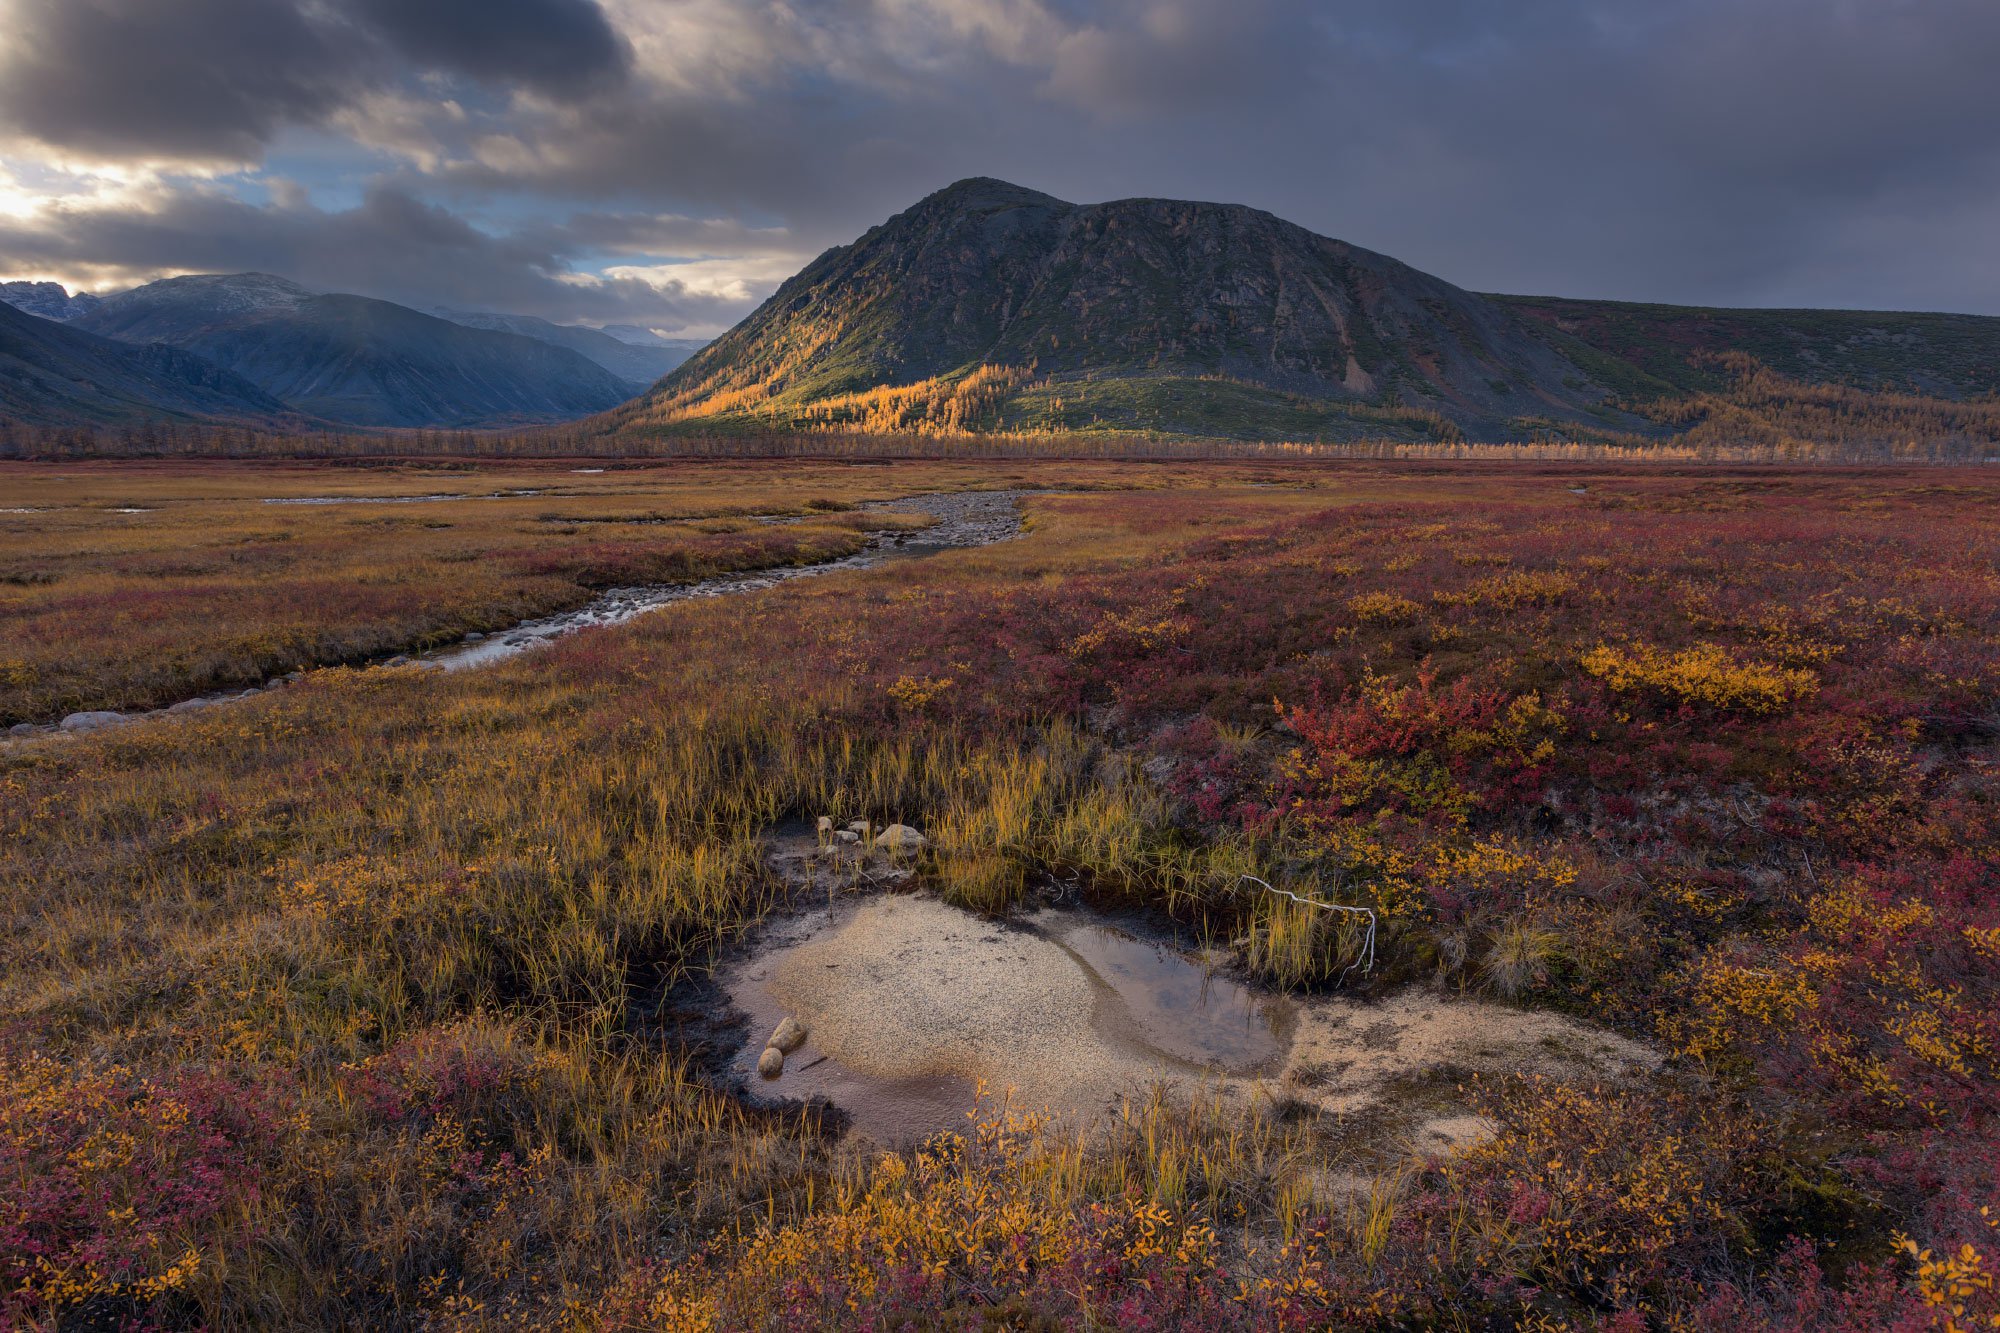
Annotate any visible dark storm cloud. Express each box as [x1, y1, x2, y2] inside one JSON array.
[[347, 0, 630, 98], [0, 0, 627, 162], [3, 0, 2000, 319], [0, 0, 361, 161]]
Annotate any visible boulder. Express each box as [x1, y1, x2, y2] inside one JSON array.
[[836, 830, 861, 845], [769, 1016, 809, 1053], [60, 711, 127, 733], [757, 1046, 785, 1077], [166, 698, 212, 714], [8, 722, 41, 737], [815, 816, 834, 836], [875, 824, 927, 852], [846, 820, 870, 835]]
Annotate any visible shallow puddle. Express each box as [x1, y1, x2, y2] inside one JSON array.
[[259, 490, 544, 505], [718, 887, 1661, 1149], [262, 493, 468, 504], [722, 895, 1296, 1144], [1037, 914, 1293, 1073]]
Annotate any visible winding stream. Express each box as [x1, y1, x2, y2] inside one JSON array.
[[7, 490, 1031, 739], [426, 490, 1025, 671]]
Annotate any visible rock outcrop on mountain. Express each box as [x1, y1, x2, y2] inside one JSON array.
[[0, 281, 105, 323]]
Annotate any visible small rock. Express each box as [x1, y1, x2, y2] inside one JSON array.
[[8, 722, 40, 737], [835, 830, 861, 845], [60, 710, 127, 733], [166, 698, 212, 714], [384, 655, 412, 667], [846, 820, 870, 835], [757, 1046, 785, 1078], [815, 815, 834, 835], [769, 1016, 809, 1053], [464, 631, 486, 642], [875, 824, 927, 852]]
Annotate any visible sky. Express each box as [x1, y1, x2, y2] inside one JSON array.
[[0, 0, 1995, 335]]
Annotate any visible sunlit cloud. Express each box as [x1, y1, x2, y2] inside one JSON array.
[[602, 254, 807, 304]]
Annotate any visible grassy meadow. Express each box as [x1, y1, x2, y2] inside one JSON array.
[[3, 459, 1999, 1328], [0, 458, 1073, 724]]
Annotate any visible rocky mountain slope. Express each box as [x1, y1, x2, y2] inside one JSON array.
[[0, 299, 295, 427], [585, 179, 2000, 447], [74, 275, 638, 428], [0, 281, 104, 323], [597, 179, 1658, 442], [431, 308, 694, 387]]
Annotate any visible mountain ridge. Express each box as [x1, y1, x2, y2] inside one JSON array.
[[430, 307, 696, 387], [73, 275, 639, 429], [0, 299, 298, 428], [595, 177, 1654, 442], [581, 178, 2000, 447], [0, 280, 105, 323]]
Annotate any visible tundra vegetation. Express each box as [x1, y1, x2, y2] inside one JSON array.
[[2, 458, 1998, 1329]]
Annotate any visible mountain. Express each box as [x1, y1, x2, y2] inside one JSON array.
[[431, 308, 695, 386], [73, 275, 638, 428], [596, 178, 1658, 443], [1492, 295, 2000, 402], [586, 179, 2000, 447], [600, 324, 712, 353], [1, 281, 105, 322], [0, 299, 295, 427]]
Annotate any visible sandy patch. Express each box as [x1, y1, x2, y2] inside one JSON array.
[[724, 892, 1659, 1152], [1281, 988, 1660, 1117]]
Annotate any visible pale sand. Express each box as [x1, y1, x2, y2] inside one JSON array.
[[744, 894, 1660, 1146], [761, 895, 1170, 1124]]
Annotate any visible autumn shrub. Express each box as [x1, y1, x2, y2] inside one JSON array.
[[0, 1056, 287, 1327], [1581, 640, 1818, 713]]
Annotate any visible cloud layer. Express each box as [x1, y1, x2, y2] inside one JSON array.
[[2, 0, 1997, 330]]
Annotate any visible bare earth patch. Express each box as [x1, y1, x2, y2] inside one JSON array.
[[724, 892, 1659, 1152]]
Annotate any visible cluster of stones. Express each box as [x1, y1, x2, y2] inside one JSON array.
[[756, 1016, 810, 1078], [814, 815, 927, 852]]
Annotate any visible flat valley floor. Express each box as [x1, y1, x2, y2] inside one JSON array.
[[4, 456, 1998, 1328]]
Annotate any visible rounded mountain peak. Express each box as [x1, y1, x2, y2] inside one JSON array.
[[910, 177, 1071, 214]]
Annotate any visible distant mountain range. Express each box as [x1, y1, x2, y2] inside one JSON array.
[[429, 308, 699, 385], [64, 275, 636, 428], [7, 183, 2000, 444], [593, 178, 2000, 445], [0, 276, 713, 431], [599, 325, 712, 354], [0, 297, 296, 428]]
